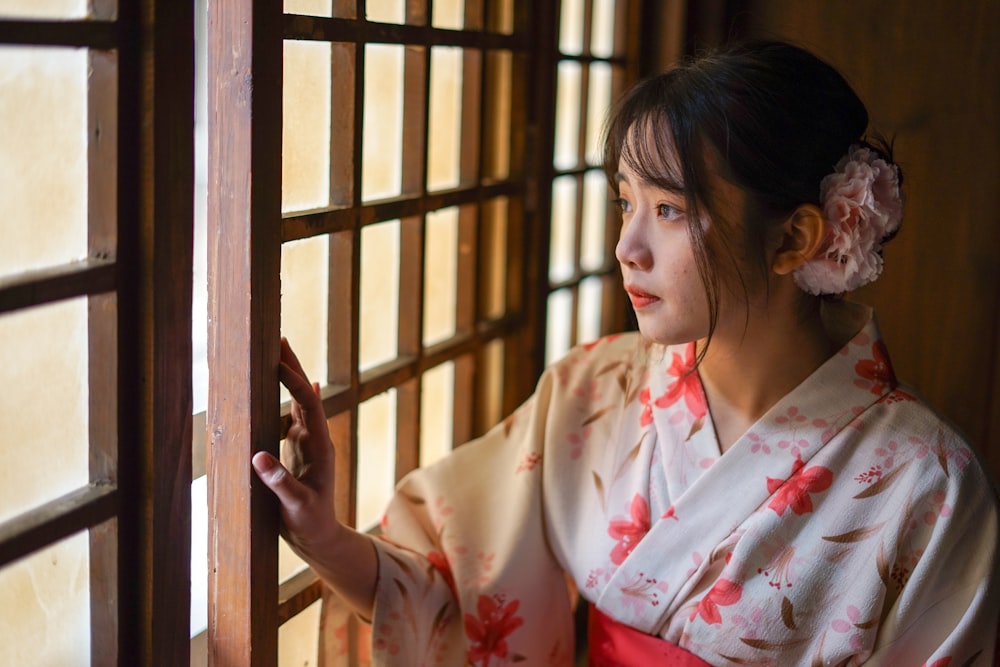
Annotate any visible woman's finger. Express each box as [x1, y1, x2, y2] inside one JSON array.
[[280, 337, 311, 384], [280, 361, 319, 413], [290, 384, 303, 426], [252, 451, 307, 511]]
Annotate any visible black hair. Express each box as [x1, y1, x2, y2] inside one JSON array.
[[603, 40, 901, 352]]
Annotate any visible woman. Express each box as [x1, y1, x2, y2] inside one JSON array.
[[253, 41, 1000, 665]]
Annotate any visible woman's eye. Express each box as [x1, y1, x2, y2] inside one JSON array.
[[612, 197, 632, 214], [658, 203, 682, 220]]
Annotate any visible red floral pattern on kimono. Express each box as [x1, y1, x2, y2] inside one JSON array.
[[766, 457, 834, 516], [855, 339, 896, 394], [689, 578, 743, 625], [464, 594, 525, 666], [608, 494, 651, 565], [654, 344, 707, 419], [345, 304, 999, 667]]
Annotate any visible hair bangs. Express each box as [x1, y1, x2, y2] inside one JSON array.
[[619, 112, 686, 194]]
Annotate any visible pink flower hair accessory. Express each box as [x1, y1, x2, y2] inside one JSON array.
[[794, 144, 904, 295]]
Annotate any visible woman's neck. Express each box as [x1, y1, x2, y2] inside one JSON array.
[[696, 297, 856, 453]]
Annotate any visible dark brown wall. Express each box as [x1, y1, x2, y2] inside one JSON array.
[[682, 1, 1000, 478]]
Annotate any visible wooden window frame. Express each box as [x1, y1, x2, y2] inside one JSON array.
[[0, 0, 650, 664], [0, 1, 194, 665], [205, 0, 646, 665], [539, 0, 641, 363]]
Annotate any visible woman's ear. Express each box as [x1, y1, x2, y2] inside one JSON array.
[[772, 204, 827, 275]]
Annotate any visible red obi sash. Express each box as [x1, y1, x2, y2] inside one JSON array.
[[588, 606, 714, 666]]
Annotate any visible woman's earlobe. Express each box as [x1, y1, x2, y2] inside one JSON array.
[[772, 204, 827, 275]]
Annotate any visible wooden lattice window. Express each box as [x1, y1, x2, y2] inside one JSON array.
[[0, 1, 194, 665], [206, 1, 640, 665], [543, 0, 638, 365]]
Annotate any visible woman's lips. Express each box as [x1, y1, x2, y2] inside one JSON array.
[[625, 286, 660, 309]]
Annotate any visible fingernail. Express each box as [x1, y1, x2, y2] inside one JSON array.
[[252, 451, 276, 473]]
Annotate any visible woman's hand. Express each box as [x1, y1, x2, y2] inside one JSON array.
[[251, 337, 343, 559], [252, 338, 377, 618]]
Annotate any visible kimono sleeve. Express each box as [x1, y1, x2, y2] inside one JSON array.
[[866, 443, 1000, 666], [365, 365, 577, 666]]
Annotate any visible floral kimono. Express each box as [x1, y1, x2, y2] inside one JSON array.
[[346, 306, 999, 666]]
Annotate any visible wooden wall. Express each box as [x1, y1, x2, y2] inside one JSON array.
[[674, 1, 1000, 480]]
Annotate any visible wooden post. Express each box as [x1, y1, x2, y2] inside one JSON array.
[[207, 0, 283, 664], [135, 0, 196, 662]]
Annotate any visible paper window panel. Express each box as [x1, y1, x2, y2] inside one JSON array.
[[361, 44, 405, 201], [359, 220, 401, 372], [282, 40, 332, 213], [0, 298, 90, 523], [356, 389, 398, 530], [0, 46, 88, 280]]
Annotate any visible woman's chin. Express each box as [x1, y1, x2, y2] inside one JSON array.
[[635, 317, 706, 347]]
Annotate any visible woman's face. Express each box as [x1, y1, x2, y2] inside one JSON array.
[[614, 153, 753, 347]]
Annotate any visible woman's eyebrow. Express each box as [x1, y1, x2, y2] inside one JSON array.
[[616, 170, 686, 196]]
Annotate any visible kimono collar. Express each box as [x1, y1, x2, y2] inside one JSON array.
[[597, 306, 899, 634], [648, 303, 893, 494]]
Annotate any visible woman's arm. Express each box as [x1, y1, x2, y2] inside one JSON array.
[[251, 338, 377, 620]]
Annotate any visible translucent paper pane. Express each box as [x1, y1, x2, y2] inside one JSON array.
[[423, 208, 458, 346], [357, 389, 397, 529], [482, 198, 508, 319], [362, 45, 404, 201], [481, 338, 504, 428], [591, 0, 616, 58], [284, 0, 332, 16], [581, 169, 609, 271], [0, 46, 87, 279], [359, 221, 401, 371], [585, 62, 612, 165], [0, 0, 88, 19], [432, 0, 464, 29], [553, 60, 582, 170], [420, 361, 454, 467], [280, 236, 330, 402], [546, 289, 573, 366], [279, 600, 321, 667], [282, 40, 332, 213], [0, 298, 88, 524], [0, 531, 90, 666], [366, 0, 403, 23], [427, 47, 463, 192], [549, 176, 578, 284], [558, 0, 584, 55], [484, 50, 512, 180], [578, 276, 603, 344]]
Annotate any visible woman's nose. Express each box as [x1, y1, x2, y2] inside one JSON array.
[[615, 217, 651, 270]]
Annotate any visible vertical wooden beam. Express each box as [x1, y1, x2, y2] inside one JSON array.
[[113, 1, 144, 662], [400, 46, 428, 196], [329, 42, 356, 208], [112, 0, 195, 663], [396, 214, 424, 476], [87, 45, 121, 667], [459, 47, 482, 187], [207, 0, 282, 664], [142, 0, 195, 660], [134, 0, 197, 664], [515, 0, 556, 404]]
